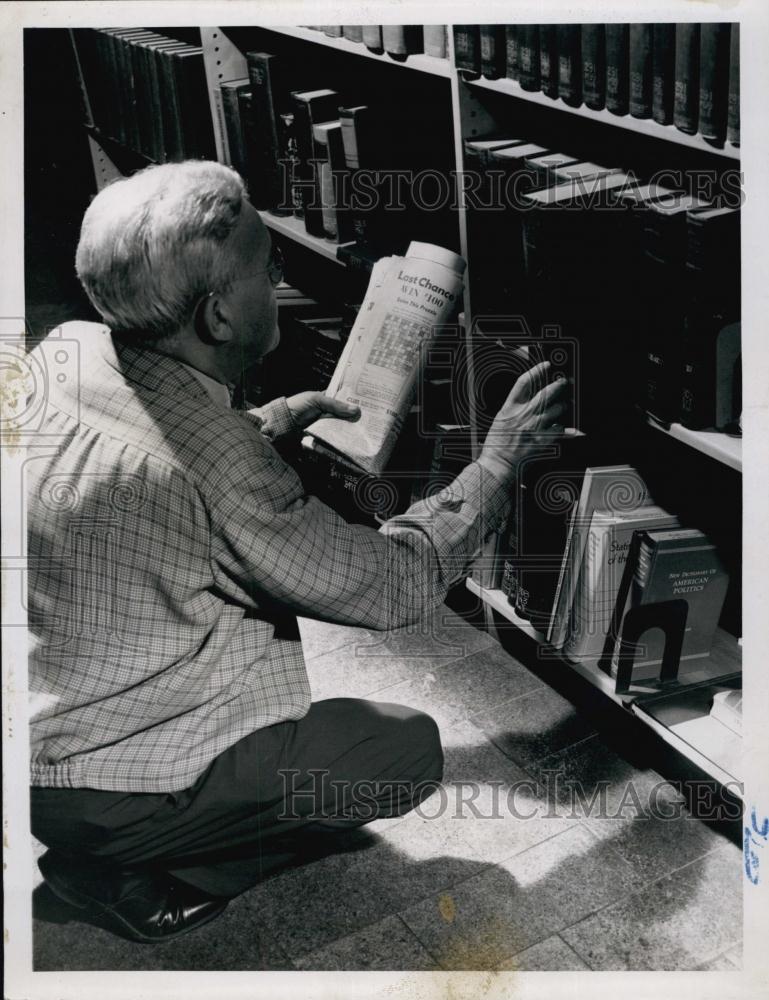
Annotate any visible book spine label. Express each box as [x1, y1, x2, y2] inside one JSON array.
[[698, 23, 731, 145], [454, 25, 481, 75], [674, 23, 700, 134], [505, 25, 519, 81], [581, 24, 606, 109], [539, 25, 558, 97], [518, 25, 541, 91], [652, 24, 676, 125], [727, 23, 740, 145], [605, 24, 629, 115], [213, 84, 232, 164], [480, 25, 505, 79], [557, 25, 582, 106], [629, 23, 653, 118]]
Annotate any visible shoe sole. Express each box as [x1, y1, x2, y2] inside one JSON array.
[[42, 866, 228, 944]]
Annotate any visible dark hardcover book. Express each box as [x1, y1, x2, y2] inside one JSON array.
[[156, 42, 190, 162], [480, 25, 506, 80], [610, 528, 730, 683], [557, 25, 582, 106], [539, 24, 558, 97], [220, 78, 251, 175], [276, 111, 301, 217], [652, 24, 676, 125], [699, 23, 731, 146], [454, 25, 481, 77], [382, 25, 424, 61], [727, 23, 740, 145], [640, 194, 712, 423], [246, 52, 298, 212], [605, 24, 629, 115], [518, 25, 541, 91], [292, 89, 342, 236], [127, 32, 163, 159], [581, 24, 606, 109], [137, 37, 180, 163], [681, 206, 741, 429], [424, 25, 448, 59], [505, 25, 519, 81], [173, 47, 216, 160], [102, 29, 146, 147], [629, 23, 653, 118], [339, 105, 379, 246], [342, 26, 363, 43], [506, 435, 591, 631], [361, 25, 383, 53], [674, 23, 700, 135]]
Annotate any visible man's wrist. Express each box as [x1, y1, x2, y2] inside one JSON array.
[[477, 453, 516, 489]]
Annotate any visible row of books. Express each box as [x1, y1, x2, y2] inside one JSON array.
[[455, 24, 740, 147], [489, 460, 731, 686], [463, 136, 741, 433], [72, 28, 215, 162], [302, 25, 449, 61], [213, 51, 454, 252]]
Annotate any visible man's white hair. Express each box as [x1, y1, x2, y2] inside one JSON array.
[[75, 160, 247, 342]]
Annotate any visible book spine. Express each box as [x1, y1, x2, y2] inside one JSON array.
[[213, 84, 232, 164], [699, 23, 731, 146], [128, 38, 151, 157], [480, 25, 506, 80], [246, 53, 286, 211], [454, 25, 481, 76], [293, 93, 340, 238], [423, 25, 448, 59], [539, 24, 558, 97], [629, 23, 653, 118], [518, 25, 541, 91], [222, 83, 249, 177], [176, 52, 216, 160], [605, 24, 629, 115], [727, 23, 740, 145], [505, 25, 519, 81], [382, 25, 423, 60], [674, 23, 700, 135], [342, 26, 363, 43], [652, 24, 676, 125], [322, 26, 343, 38], [581, 24, 606, 110], [276, 111, 301, 218], [557, 25, 582, 107], [158, 47, 184, 161], [361, 26, 383, 52]]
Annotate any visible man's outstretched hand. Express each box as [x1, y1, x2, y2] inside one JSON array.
[[286, 391, 361, 430]]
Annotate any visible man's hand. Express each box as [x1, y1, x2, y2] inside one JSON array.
[[286, 391, 361, 430], [477, 360, 569, 486]]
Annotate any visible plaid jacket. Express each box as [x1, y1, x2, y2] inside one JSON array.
[[27, 322, 510, 792]]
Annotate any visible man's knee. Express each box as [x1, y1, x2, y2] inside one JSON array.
[[374, 702, 444, 786]]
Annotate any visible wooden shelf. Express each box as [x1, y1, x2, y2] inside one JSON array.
[[257, 210, 353, 263], [467, 578, 546, 642], [258, 25, 452, 78], [647, 417, 743, 472], [468, 576, 742, 787], [466, 75, 741, 160]]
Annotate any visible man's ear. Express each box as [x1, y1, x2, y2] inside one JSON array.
[[196, 292, 234, 345]]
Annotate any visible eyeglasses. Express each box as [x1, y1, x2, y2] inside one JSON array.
[[250, 245, 284, 288]]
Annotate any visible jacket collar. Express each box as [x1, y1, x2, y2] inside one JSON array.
[[97, 326, 213, 404]]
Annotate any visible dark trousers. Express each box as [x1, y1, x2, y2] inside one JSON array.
[[31, 698, 444, 897]]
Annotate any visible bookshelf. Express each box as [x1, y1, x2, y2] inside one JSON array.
[[67, 22, 743, 794], [467, 75, 741, 160], [260, 25, 452, 78], [258, 209, 352, 263]]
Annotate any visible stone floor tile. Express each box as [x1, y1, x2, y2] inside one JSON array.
[[295, 914, 439, 970], [496, 934, 590, 971], [400, 825, 638, 970], [560, 843, 741, 970]]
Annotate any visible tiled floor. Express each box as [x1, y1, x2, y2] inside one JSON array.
[[32, 605, 743, 971]]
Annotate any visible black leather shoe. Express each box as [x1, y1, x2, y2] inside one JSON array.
[[38, 850, 228, 943]]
